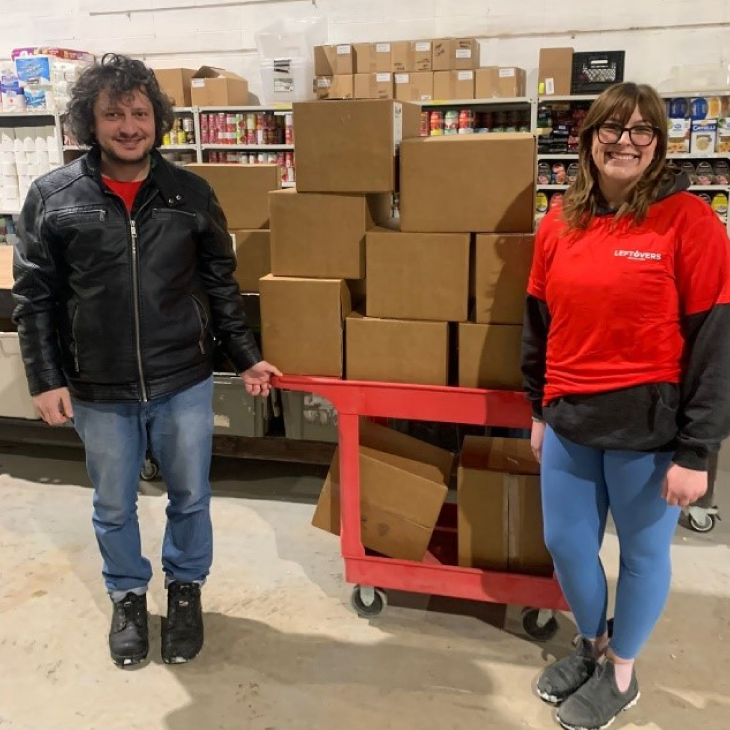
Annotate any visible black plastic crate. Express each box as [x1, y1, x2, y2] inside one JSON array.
[[571, 51, 625, 94]]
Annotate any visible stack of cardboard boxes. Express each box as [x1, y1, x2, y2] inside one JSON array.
[[260, 98, 551, 574], [314, 39, 526, 102]]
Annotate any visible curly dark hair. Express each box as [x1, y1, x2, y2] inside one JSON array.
[[66, 53, 175, 147]]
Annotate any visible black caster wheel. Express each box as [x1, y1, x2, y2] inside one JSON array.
[[522, 608, 559, 641], [688, 512, 717, 533], [140, 458, 159, 481], [350, 585, 387, 618]]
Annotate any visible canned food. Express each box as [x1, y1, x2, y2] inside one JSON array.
[[444, 110, 459, 135], [548, 192, 564, 210], [537, 162, 552, 186], [552, 163, 567, 184], [567, 163, 579, 184], [711, 192, 728, 216], [535, 191, 549, 214], [420, 111, 430, 137], [430, 110, 444, 136]]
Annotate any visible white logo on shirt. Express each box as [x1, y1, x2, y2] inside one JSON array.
[[614, 249, 663, 261]]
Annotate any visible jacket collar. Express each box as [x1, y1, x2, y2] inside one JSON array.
[[594, 169, 691, 216], [83, 146, 186, 207]]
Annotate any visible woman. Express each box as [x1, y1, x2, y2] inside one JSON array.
[[521, 82, 730, 730]]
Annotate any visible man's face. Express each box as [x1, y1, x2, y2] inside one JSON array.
[[92, 88, 156, 165]]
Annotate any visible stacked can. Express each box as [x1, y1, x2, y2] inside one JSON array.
[[458, 109, 475, 134], [429, 111, 444, 136]]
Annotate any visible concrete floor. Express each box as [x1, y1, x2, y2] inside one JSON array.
[[0, 444, 728, 730]]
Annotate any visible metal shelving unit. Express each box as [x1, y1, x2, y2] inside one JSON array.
[[201, 144, 294, 151]]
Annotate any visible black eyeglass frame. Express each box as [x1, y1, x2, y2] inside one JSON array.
[[595, 122, 660, 147]]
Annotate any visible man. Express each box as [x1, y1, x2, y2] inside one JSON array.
[[12, 54, 280, 667]]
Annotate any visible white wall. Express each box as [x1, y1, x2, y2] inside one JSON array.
[[2, 0, 729, 98]]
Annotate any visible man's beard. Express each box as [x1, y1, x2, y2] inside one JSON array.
[[99, 138, 154, 166]]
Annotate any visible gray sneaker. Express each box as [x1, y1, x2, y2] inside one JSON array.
[[537, 637, 598, 704], [557, 659, 640, 730]]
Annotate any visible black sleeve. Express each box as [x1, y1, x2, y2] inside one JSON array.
[[674, 303, 730, 470], [198, 188, 262, 373], [11, 182, 67, 395], [521, 294, 551, 419]]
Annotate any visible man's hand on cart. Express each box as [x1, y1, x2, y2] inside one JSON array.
[[33, 387, 74, 426], [241, 360, 282, 398]]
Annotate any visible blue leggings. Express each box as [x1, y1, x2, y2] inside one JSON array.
[[541, 426, 680, 659]]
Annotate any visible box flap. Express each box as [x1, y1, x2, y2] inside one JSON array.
[[193, 65, 246, 81], [460, 436, 540, 475]]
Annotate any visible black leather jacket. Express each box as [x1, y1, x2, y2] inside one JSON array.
[[12, 147, 261, 403]]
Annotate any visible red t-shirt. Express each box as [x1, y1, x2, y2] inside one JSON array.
[[528, 192, 730, 404], [103, 176, 144, 213]]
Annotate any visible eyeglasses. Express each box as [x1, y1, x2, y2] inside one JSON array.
[[596, 122, 659, 147]]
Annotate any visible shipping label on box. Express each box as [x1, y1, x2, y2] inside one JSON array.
[[413, 40, 433, 71]]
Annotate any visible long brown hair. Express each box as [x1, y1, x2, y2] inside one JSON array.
[[561, 82, 675, 229]]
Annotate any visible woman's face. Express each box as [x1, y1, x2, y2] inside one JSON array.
[[591, 105, 658, 190]]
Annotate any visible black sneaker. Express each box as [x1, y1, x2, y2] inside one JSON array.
[[537, 637, 598, 704], [557, 659, 640, 730], [161, 582, 204, 664], [109, 592, 149, 667]]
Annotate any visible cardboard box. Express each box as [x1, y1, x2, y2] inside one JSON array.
[[185, 164, 280, 229], [190, 66, 249, 106], [366, 227, 470, 322], [394, 72, 434, 102], [433, 70, 475, 101], [0, 327, 39, 419], [314, 44, 355, 76], [260, 274, 352, 377], [293, 99, 421, 193], [231, 230, 270, 293], [354, 42, 394, 74], [473, 234, 534, 324], [413, 40, 433, 71], [346, 312, 449, 385], [538, 47, 574, 96], [458, 436, 553, 576], [432, 38, 452, 71], [458, 323, 523, 390], [354, 73, 394, 100], [400, 134, 535, 233], [153, 67, 195, 107], [390, 41, 413, 73], [475, 67, 527, 99], [313, 420, 452, 562], [315, 75, 354, 100], [269, 189, 392, 279], [433, 38, 479, 71]]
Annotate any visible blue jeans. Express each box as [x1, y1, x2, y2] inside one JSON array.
[[541, 425, 680, 660], [72, 377, 214, 600]]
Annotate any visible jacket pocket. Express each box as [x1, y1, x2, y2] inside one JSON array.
[[54, 208, 107, 227], [190, 294, 209, 355]]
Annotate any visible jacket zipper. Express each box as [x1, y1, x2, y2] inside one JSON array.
[[191, 295, 207, 355], [129, 207, 152, 402], [71, 304, 80, 373]]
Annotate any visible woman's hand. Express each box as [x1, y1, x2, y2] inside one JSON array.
[[663, 463, 708, 507], [531, 419, 546, 464]]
